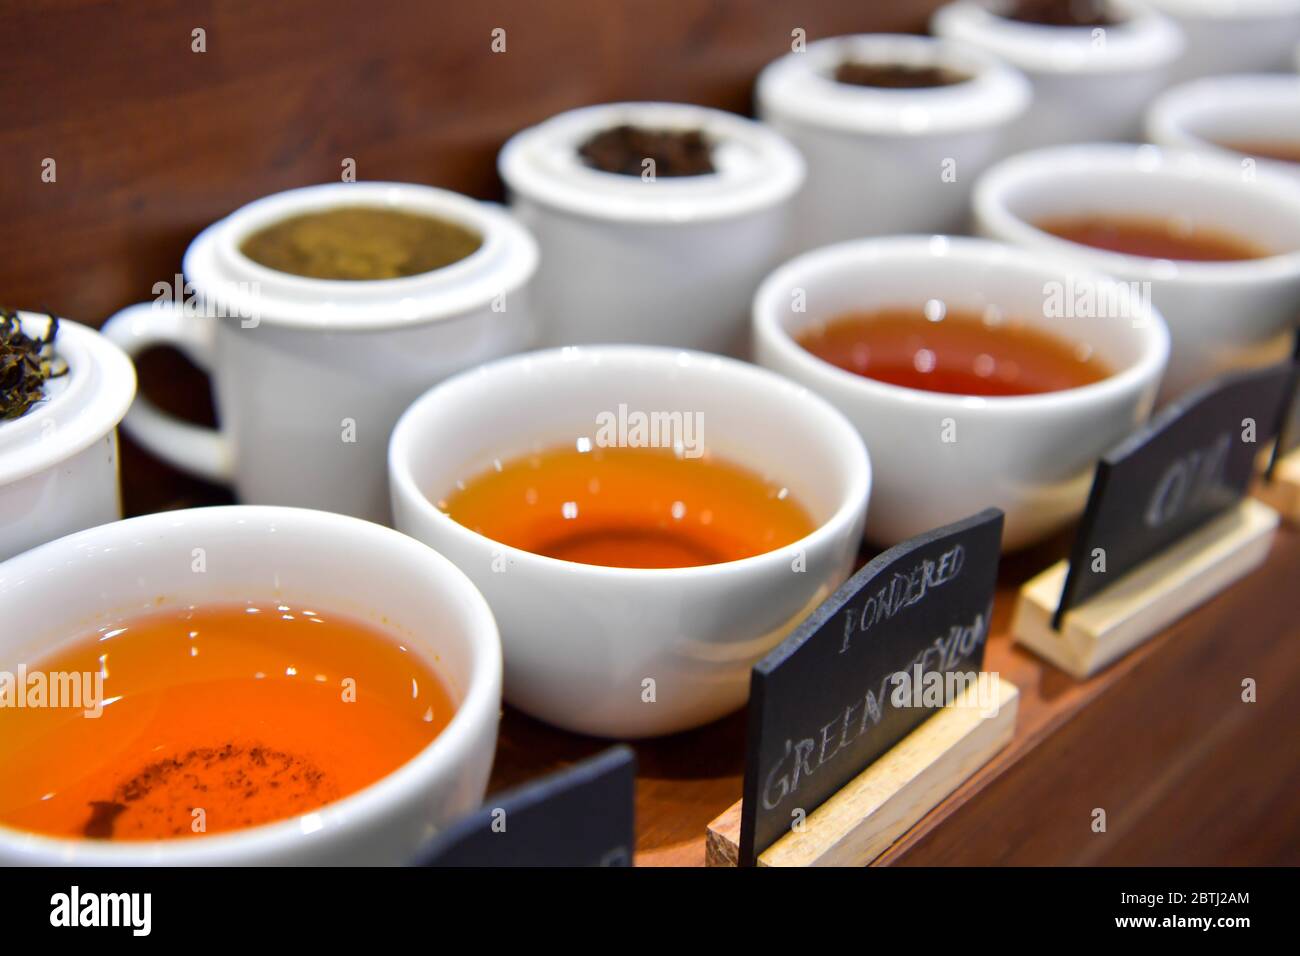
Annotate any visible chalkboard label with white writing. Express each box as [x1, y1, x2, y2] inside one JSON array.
[[414, 746, 636, 866], [738, 508, 1004, 866], [1266, 335, 1299, 476], [1056, 363, 1293, 627]]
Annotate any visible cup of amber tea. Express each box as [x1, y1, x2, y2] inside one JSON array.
[[389, 346, 870, 738], [0, 506, 501, 864], [974, 143, 1300, 399], [101, 182, 539, 524], [753, 235, 1169, 550]]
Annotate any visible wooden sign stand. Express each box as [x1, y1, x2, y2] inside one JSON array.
[[1257, 447, 1300, 524], [1013, 498, 1279, 680], [705, 678, 1018, 867]]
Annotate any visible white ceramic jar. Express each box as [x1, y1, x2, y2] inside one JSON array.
[[101, 182, 538, 525], [498, 102, 805, 356], [756, 33, 1031, 251], [0, 313, 135, 562], [932, 0, 1184, 150]]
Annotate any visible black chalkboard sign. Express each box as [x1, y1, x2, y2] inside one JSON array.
[[413, 746, 636, 867], [1266, 334, 1300, 477], [1056, 363, 1293, 628], [737, 508, 1004, 866]]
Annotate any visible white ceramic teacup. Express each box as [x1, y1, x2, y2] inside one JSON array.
[[973, 143, 1300, 399], [0, 505, 501, 865], [756, 33, 1030, 252], [1143, 0, 1300, 81], [1146, 73, 1300, 184], [498, 103, 804, 356], [0, 314, 135, 562], [389, 346, 870, 739], [101, 182, 538, 524], [931, 0, 1183, 151], [752, 236, 1169, 550]]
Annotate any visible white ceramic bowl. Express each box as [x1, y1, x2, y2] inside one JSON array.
[[756, 33, 1030, 251], [1146, 73, 1300, 183], [389, 346, 870, 738], [932, 0, 1184, 150], [974, 143, 1300, 399], [1143, 0, 1300, 81], [0, 314, 135, 562], [753, 236, 1169, 550], [498, 102, 804, 356], [102, 181, 539, 524], [0, 506, 502, 865]]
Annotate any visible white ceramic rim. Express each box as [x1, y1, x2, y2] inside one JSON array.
[[931, 0, 1184, 74], [1144, 0, 1300, 18], [498, 102, 806, 224], [0, 505, 502, 865], [389, 345, 871, 581], [973, 142, 1300, 283], [182, 181, 539, 331], [752, 234, 1171, 416], [1146, 73, 1300, 162], [756, 33, 1032, 136], [0, 314, 136, 486]]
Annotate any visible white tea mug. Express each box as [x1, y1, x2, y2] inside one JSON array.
[[102, 182, 538, 524]]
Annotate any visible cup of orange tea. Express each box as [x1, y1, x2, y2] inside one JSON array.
[[0, 506, 501, 865], [389, 346, 870, 738], [753, 235, 1169, 550]]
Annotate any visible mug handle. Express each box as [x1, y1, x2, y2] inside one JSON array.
[[100, 301, 234, 484]]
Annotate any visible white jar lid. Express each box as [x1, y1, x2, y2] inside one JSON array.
[[498, 101, 805, 224], [757, 33, 1031, 136], [182, 181, 539, 331], [932, 0, 1184, 75], [0, 314, 136, 486]]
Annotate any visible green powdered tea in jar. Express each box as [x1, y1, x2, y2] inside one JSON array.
[[239, 206, 483, 281]]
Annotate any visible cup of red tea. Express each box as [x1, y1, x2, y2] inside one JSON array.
[[755, 33, 1030, 251], [1147, 74, 1300, 184], [0, 506, 501, 864], [389, 346, 870, 738], [753, 235, 1169, 549], [931, 0, 1183, 151], [974, 143, 1300, 398]]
